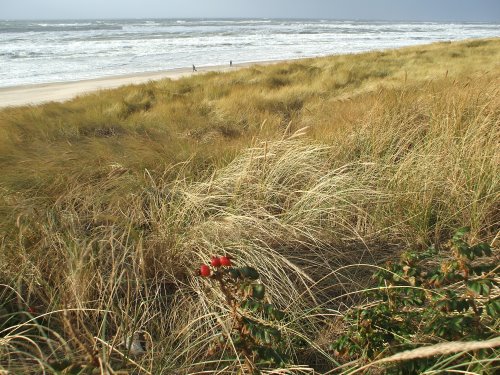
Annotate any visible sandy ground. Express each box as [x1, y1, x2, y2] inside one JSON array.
[[0, 61, 284, 108]]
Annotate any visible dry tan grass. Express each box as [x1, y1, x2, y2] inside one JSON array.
[[0, 38, 499, 373]]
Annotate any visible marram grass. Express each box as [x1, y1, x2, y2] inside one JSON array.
[[0, 38, 499, 373]]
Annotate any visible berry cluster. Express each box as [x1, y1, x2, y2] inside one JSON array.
[[199, 255, 232, 277]]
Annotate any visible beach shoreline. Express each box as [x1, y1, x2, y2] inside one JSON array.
[[0, 60, 288, 108]]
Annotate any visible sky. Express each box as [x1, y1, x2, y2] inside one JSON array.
[[1, 0, 500, 22]]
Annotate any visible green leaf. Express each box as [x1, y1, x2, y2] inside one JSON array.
[[239, 266, 260, 280], [263, 303, 285, 321], [485, 299, 500, 318], [470, 264, 495, 276], [464, 247, 475, 260], [252, 284, 266, 300], [263, 329, 272, 344], [241, 299, 262, 312], [272, 309, 285, 321], [271, 349, 286, 366], [481, 280, 491, 296], [429, 272, 445, 285], [467, 280, 482, 295], [253, 301, 263, 313], [240, 299, 251, 310], [453, 227, 470, 241], [227, 268, 242, 280], [467, 279, 492, 296], [471, 243, 492, 257], [456, 299, 470, 313], [269, 327, 281, 341]]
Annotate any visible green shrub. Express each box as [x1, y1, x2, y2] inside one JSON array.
[[331, 228, 499, 374], [197, 256, 288, 373]]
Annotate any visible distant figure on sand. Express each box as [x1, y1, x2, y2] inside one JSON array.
[[192, 64, 197, 72], [230, 60, 232, 67]]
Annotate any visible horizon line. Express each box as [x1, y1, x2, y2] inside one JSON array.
[[2, 17, 500, 24]]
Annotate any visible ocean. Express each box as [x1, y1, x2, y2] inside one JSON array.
[[1, 19, 499, 88]]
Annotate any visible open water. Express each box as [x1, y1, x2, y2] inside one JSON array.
[[1, 19, 499, 87]]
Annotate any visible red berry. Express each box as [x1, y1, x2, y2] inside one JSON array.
[[210, 256, 221, 267], [200, 264, 211, 277], [220, 256, 231, 267]]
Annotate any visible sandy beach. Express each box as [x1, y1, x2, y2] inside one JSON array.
[[0, 61, 282, 108]]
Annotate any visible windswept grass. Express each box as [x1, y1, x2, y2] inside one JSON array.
[[1, 38, 499, 373]]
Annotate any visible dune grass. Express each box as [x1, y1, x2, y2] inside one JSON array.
[[0, 38, 499, 373]]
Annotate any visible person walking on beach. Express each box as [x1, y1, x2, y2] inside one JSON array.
[[192, 64, 197, 72], [230, 60, 232, 67]]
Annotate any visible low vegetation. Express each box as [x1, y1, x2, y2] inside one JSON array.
[[0, 38, 499, 373], [332, 227, 499, 374]]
